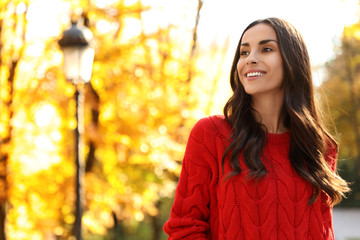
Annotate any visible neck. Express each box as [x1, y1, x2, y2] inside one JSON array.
[[251, 91, 287, 134]]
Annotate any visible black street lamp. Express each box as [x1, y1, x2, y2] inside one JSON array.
[[58, 20, 94, 240]]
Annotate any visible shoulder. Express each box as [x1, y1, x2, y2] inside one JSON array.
[[191, 115, 231, 140], [184, 115, 230, 170]]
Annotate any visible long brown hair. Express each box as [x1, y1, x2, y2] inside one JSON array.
[[222, 17, 349, 205]]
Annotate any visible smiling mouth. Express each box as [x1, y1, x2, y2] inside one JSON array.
[[246, 72, 265, 77]]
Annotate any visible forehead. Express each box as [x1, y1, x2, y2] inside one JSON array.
[[241, 23, 278, 44]]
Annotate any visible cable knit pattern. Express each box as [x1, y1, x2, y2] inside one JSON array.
[[164, 115, 336, 240]]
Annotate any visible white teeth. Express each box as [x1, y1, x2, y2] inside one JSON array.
[[246, 72, 264, 77]]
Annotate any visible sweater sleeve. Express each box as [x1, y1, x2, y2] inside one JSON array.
[[163, 118, 216, 240], [325, 142, 337, 172], [321, 143, 338, 238]]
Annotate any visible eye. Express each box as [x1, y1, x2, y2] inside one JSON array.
[[240, 50, 249, 56], [262, 47, 273, 52]]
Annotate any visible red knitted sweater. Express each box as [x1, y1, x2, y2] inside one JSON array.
[[164, 115, 336, 240]]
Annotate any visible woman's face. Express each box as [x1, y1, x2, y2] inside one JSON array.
[[237, 23, 284, 97]]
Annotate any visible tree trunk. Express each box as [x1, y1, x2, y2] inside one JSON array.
[[186, 0, 204, 83], [110, 212, 125, 240], [0, 59, 18, 240], [85, 84, 100, 173], [151, 201, 162, 240]]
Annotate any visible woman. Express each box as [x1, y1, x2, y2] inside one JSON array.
[[163, 18, 349, 239]]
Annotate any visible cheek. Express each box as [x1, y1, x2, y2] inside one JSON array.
[[236, 60, 244, 78], [271, 57, 284, 82]]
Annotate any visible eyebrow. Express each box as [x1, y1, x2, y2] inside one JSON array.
[[240, 39, 278, 47]]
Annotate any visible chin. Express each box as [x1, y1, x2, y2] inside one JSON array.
[[243, 88, 258, 95]]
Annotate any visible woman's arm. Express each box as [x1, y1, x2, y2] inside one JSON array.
[[164, 118, 216, 239]]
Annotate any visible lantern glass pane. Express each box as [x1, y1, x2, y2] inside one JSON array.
[[62, 46, 81, 83], [79, 46, 94, 83], [62, 46, 94, 84]]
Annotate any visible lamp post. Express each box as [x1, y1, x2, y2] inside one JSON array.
[[58, 20, 94, 240]]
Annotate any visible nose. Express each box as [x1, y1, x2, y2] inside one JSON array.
[[246, 51, 259, 65]]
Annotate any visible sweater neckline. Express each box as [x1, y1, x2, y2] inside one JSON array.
[[267, 131, 290, 144]]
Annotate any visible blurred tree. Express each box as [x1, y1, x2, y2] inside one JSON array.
[[0, 0, 228, 239], [0, 1, 29, 239], [78, 0, 204, 237], [321, 22, 360, 207]]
